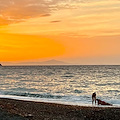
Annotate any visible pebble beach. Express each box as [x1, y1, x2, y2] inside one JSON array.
[[0, 98, 120, 120]]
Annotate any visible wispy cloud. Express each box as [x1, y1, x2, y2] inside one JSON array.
[[0, 0, 90, 25], [0, 0, 53, 25], [50, 20, 61, 23], [0, 0, 120, 37]]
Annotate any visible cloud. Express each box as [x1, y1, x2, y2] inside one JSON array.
[[50, 20, 61, 23], [1, 0, 120, 38], [0, 0, 53, 25], [0, 0, 90, 25]]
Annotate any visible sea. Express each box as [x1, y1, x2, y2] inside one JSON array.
[[0, 65, 120, 107]]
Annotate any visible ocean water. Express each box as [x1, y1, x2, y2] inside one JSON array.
[[0, 65, 120, 106]]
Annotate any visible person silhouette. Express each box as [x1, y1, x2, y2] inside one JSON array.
[[92, 92, 96, 105]]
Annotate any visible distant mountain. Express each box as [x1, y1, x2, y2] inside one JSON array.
[[39, 59, 68, 65], [0, 64, 2, 66], [18, 59, 68, 65]]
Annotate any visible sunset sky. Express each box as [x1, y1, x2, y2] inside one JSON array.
[[0, 0, 120, 65]]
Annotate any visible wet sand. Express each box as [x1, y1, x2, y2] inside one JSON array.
[[0, 98, 120, 120]]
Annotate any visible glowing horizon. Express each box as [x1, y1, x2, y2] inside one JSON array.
[[0, 0, 120, 65]]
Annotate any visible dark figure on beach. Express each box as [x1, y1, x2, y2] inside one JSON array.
[[96, 99, 112, 106], [92, 92, 96, 105]]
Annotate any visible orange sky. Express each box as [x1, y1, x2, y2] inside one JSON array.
[[0, 0, 120, 65]]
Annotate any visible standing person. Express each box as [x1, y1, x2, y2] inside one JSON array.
[[92, 92, 96, 105]]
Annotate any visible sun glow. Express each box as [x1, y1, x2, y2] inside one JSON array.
[[0, 33, 65, 61], [0, 0, 120, 64]]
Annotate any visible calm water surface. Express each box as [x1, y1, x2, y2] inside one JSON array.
[[0, 65, 120, 106]]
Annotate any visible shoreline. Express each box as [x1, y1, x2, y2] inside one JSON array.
[[0, 98, 120, 120], [1, 95, 119, 108]]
